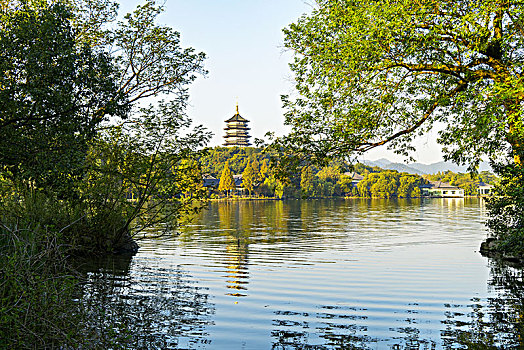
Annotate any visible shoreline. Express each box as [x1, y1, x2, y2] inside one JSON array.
[[480, 238, 524, 266], [208, 195, 490, 201]]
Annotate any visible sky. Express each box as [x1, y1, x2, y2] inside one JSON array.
[[119, 1, 445, 164]]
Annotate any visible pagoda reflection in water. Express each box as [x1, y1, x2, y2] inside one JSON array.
[[223, 104, 251, 147]]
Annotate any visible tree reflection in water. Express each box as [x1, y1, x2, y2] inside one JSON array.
[[271, 307, 373, 350], [442, 258, 524, 349], [270, 258, 524, 350], [74, 254, 215, 349], [270, 306, 441, 350]]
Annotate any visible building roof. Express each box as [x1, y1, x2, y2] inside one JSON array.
[[224, 140, 251, 146], [224, 125, 250, 130], [225, 104, 249, 123], [202, 174, 219, 187], [427, 181, 461, 190], [225, 113, 249, 123], [225, 133, 250, 138], [233, 174, 243, 187], [343, 172, 364, 181], [225, 129, 249, 134], [478, 181, 494, 188]]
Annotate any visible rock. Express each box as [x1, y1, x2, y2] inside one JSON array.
[[479, 237, 498, 253], [480, 237, 524, 266]]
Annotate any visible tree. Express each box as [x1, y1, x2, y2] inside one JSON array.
[[281, 1, 524, 167], [300, 166, 315, 198], [250, 157, 261, 185], [357, 174, 372, 198], [0, 1, 211, 345], [260, 159, 270, 181], [0, 0, 209, 253], [370, 172, 398, 198], [486, 163, 524, 256], [316, 165, 342, 184], [242, 161, 255, 197], [79, 100, 210, 252], [66, 0, 206, 108], [338, 174, 353, 195], [219, 161, 235, 197], [0, 3, 126, 194], [399, 176, 418, 198]]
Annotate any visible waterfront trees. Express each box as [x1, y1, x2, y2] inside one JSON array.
[[356, 171, 425, 198], [486, 163, 524, 256], [398, 176, 420, 198], [82, 101, 209, 252], [300, 166, 315, 198], [1, 0, 210, 345], [250, 158, 261, 185], [0, 0, 208, 250], [201, 147, 500, 199], [198, 147, 498, 199]]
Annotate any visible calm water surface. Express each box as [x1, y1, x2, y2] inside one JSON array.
[[80, 198, 524, 349]]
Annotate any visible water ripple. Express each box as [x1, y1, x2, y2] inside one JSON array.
[[77, 199, 523, 349]]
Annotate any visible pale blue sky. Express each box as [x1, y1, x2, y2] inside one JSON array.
[[119, 1, 444, 164]]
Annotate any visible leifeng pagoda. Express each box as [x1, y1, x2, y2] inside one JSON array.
[[223, 104, 251, 147]]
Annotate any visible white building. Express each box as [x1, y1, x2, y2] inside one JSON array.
[[421, 181, 464, 197], [478, 182, 494, 196]]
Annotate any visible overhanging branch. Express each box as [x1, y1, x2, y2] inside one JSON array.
[[356, 81, 469, 152]]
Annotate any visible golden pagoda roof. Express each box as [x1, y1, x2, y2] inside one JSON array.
[[225, 103, 249, 123]]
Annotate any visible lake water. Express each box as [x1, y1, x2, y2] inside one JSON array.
[[79, 198, 524, 349]]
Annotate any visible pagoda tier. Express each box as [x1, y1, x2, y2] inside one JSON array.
[[225, 130, 249, 136], [224, 125, 250, 130], [224, 140, 251, 147], [223, 104, 251, 147]]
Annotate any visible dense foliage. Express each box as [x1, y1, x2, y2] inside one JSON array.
[[487, 162, 524, 256], [0, 3, 126, 195], [357, 171, 425, 199], [200, 148, 503, 199], [0, 0, 208, 252], [200, 148, 438, 199], [280, 0, 524, 167], [200, 146, 270, 177]]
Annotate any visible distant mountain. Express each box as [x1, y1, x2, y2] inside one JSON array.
[[361, 159, 492, 175], [366, 158, 393, 168], [410, 161, 492, 174], [361, 159, 427, 175]]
